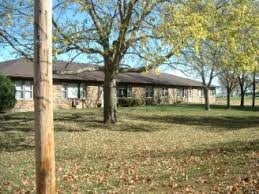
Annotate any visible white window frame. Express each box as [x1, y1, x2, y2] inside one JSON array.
[[160, 87, 168, 97], [145, 86, 154, 98], [15, 80, 33, 100], [80, 83, 86, 99], [210, 89, 216, 96], [62, 82, 86, 99], [177, 88, 182, 97], [117, 85, 132, 98], [67, 83, 79, 99]]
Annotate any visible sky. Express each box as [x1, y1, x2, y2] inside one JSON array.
[[0, 0, 220, 86]]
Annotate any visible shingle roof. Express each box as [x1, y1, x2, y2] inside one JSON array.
[[0, 58, 212, 88]]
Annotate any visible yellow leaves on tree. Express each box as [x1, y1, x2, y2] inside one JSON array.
[[159, 0, 259, 72]]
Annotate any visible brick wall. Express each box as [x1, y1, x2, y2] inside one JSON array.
[[191, 88, 203, 104], [53, 81, 102, 109], [131, 86, 173, 105], [84, 85, 103, 108], [168, 88, 176, 104], [13, 100, 34, 112], [12, 81, 216, 112], [132, 86, 145, 99], [13, 81, 103, 111], [130, 86, 216, 105], [191, 88, 216, 104], [53, 82, 71, 109]]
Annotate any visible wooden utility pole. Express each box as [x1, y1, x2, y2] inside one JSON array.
[[34, 0, 55, 193]]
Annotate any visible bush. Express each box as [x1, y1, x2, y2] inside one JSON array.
[[117, 97, 143, 107], [175, 99, 183, 104], [131, 98, 143, 106], [0, 75, 16, 112], [145, 98, 157, 106]]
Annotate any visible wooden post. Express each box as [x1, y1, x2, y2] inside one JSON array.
[[34, 0, 55, 193]]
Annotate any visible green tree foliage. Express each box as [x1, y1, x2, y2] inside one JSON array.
[[221, 0, 259, 72], [0, 75, 16, 112], [158, 0, 259, 110]]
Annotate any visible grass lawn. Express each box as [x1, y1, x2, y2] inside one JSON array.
[[0, 104, 259, 193], [216, 96, 259, 106]]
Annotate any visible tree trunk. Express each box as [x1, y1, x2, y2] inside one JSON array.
[[238, 75, 245, 109], [34, 0, 55, 193], [204, 87, 210, 111], [103, 69, 117, 124], [240, 88, 245, 109], [252, 74, 256, 109], [227, 88, 231, 109]]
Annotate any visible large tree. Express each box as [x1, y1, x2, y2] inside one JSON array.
[[53, 0, 167, 123], [238, 72, 252, 108], [158, 0, 259, 110], [0, 0, 169, 123], [158, 0, 227, 110], [166, 41, 221, 110], [218, 69, 239, 108], [223, 0, 259, 108]]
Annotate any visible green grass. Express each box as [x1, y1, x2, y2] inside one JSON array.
[[216, 96, 259, 106], [0, 104, 259, 193]]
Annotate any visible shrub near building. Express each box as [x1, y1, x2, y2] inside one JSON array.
[[0, 75, 16, 112], [117, 97, 143, 107]]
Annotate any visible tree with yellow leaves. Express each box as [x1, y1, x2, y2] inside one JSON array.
[[159, 0, 259, 110]]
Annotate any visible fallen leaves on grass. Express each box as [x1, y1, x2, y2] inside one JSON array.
[[1, 106, 259, 193]]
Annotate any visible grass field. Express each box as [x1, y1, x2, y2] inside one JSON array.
[[215, 96, 259, 106], [0, 104, 258, 193]]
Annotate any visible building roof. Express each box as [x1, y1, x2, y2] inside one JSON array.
[[0, 58, 213, 88]]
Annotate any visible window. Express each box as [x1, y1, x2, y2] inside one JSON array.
[[67, 83, 79, 98], [80, 83, 86, 99], [62, 82, 86, 99], [177, 88, 186, 97], [61, 84, 67, 98], [177, 88, 183, 97], [188, 89, 192, 97], [160, 87, 168, 97], [199, 89, 204, 97], [177, 88, 190, 98], [15, 80, 33, 100], [184, 89, 188, 98], [117, 85, 132, 97], [145, 86, 154, 98], [210, 89, 216, 96], [15, 81, 23, 100]]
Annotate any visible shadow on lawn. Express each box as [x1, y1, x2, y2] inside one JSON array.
[[128, 114, 258, 131], [0, 112, 104, 132], [128, 139, 259, 161], [0, 112, 34, 132], [113, 122, 161, 132], [176, 104, 259, 111], [0, 132, 34, 152], [54, 112, 103, 131], [1, 105, 258, 134]]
